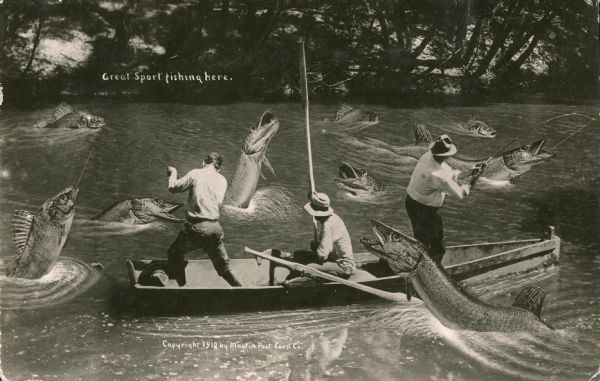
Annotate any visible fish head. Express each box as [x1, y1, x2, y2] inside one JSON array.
[[336, 162, 381, 193], [360, 219, 425, 275], [466, 116, 496, 138], [242, 110, 280, 155], [76, 113, 105, 129], [131, 198, 183, 223], [503, 139, 556, 169], [43, 186, 78, 223]]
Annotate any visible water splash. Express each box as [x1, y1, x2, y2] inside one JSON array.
[[0, 257, 101, 309], [222, 185, 301, 224]]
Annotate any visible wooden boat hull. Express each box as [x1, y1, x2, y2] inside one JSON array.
[[126, 228, 559, 315]]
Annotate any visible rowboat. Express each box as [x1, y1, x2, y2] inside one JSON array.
[[126, 227, 559, 315]]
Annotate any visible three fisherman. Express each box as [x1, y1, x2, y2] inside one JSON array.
[[163, 133, 482, 287]]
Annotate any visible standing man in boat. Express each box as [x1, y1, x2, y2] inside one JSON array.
[[166, 152, 243, 287], [285, 192, 355, 279], [405, 134, 485, 264]]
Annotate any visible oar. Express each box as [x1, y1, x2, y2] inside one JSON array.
[[245, 247, 405, 303], [299, 38, 319, 237]]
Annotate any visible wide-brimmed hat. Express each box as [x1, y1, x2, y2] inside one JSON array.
[[429, 134, 457, 157], [304, 192, 334, 217]]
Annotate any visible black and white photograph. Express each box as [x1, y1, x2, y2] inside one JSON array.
[[0, 1, 599, 380]]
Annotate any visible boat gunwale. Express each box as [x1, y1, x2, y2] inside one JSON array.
[[127, 234, 559, 291]]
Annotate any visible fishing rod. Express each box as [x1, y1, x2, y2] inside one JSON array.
[[134, 144, 170, 168], [75, 147, 97, 189], [299, 38, 319, 238], [548, 115, 599, 151]]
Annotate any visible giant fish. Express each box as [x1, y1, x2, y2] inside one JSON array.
[[335, 161, 384, 194], [450, 115, 496, 138], [325, 103, 378, 125], [92, 198, 183, 224], [360, 220, 553, 333], [6, 186, 79, 279], [223, 110, 280, 208], [42, 103, 105, 129]]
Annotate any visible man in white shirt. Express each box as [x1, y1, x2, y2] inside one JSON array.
[[405, 134, 484, 264], [166, 152, 242, 287], [285, 192, 355, 279]]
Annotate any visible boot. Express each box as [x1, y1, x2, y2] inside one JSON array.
[[222, 270, 243, 287]]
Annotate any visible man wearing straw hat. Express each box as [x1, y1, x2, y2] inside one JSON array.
[[285, 192, 355, 279], [405, 134, 485, 264]]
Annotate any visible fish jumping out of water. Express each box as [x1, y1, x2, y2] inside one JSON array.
[[92, 198, 183, 224], [454, 116, 496, 138], [223, 110, 280, 208], [360, 220, 553, 333], [325, 103, 378, 125], [42, 102, 105, 129], [6, 186, 79, 279], [335, 161, 384, 194]]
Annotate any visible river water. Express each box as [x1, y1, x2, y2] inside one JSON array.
[[0, 102, 599, 380]]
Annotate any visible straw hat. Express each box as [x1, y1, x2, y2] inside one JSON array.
[[429, 134, 457, 157], [303, 192, 334, 217]]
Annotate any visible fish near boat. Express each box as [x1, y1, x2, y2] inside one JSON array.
[[125, 226, 559, 315], [325, 103, 378, 125], [92, 198, 183, 224], [335, 161, 384, 194], [223, 110, 279, 208], [361, 220, 554, 333], [6, 186, 79, 279], [42, 102, 105, 129]]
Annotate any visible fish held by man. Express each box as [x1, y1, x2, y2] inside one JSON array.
[[335, 161, 384, 195], [42, 102, 105, 129], [325, 103, 378, 125], [6, 186, 79, 279], [360, 219, 553, 333], [92, 198, 183, 224], [223, 110, 280, 208]]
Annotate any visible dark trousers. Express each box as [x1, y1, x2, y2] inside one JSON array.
[[287, 250, 352, 279], [405, 195, 445, 263], [167, 221, 232, 285]]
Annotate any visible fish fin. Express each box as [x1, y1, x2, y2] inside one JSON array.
[[513, 286, 546, 318], [263, 156, 276, 176], [53, 102, 74, 121], [334, 103, 356, 121], [12, 210, 34, 254], [414, 123, 434, 145]]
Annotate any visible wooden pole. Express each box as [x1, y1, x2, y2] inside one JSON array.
[[245, 247, 405, 303]]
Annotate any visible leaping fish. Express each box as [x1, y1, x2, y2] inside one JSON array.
[[223, 110, 280, 208], [335, 161, 384, 194], [360, 220, 553, 333], [453, 115, 496, 138], [92, 198, 183, 224], [6, 186, 79, 279], [42, 102, 105, 129], [325, 103, 378, 125]]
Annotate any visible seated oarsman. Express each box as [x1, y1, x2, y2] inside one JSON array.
[[284, 192, 355, 280]]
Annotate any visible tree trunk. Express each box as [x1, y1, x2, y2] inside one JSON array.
[[22, 14, 44, 76]]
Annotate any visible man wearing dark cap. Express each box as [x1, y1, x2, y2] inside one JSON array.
[[405, 134, 485, 264], [285, 192, 355, 279], [165, 152, 243, 287]]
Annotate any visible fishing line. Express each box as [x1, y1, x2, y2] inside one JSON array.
[[548, 117, 598, 150], [75, 147, 96, 188], [490, 113, 595, 157], [134, 144, 170, 168]]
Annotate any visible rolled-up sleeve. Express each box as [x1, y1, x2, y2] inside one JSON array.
[[316, 224, 333, 261], [432, 173, 468, 199], [168, 170, 194, 193]]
